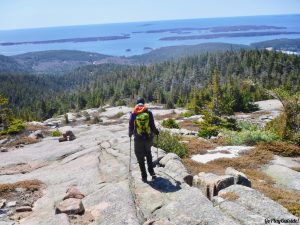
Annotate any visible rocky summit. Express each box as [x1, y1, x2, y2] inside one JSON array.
[[0, 106, 298, 225]]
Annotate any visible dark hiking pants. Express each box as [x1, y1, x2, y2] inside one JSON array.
[[134, 138, 155, 179]]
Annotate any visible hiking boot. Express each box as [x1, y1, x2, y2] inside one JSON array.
[[183, 174, 193, 186], [151, 174, 157, 180]]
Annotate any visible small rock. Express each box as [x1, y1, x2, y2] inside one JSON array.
[[0, 148, 8, 152], [16, 206, 32, 212], [28, 130, 44, 139], [63, 187, 85, 200], [59, 131, 76, 142], [225, 167, 251, 187], [44, 121, 59, 128], [0, 199, 6, 208], [0, 138, 8, 145], [6, 201, 16, 208], [193, 172, 234, 200], [6, 210, 14, 216], [15, 144, 24, 148], [56, 198, 84, 215], [0, 208, 6, 215], [26, 121, 44, 126], [159, 153, 181, 166], [100, 141, 111, 149], [212, 196, 225, 206], [183, 174, 193, 186], [65, 131, 76, 141], [59, 137, 67, 142], [15, 187, 26, 193]]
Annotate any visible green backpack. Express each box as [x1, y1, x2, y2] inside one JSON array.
[[135, 112, 151, 136]]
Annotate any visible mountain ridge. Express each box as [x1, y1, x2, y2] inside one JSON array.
[[1, 39, 299, 74]]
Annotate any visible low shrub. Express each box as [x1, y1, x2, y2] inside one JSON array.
[[222, 129, 280, 146], [180, 111, 195, 118], [161, 118, 180, 129], [166, 100, 175, 109], [237, 121, 259, 131], [198, 121, 219, 138], [198, 110, 239, 138], [52, 130, 62, 137], [153, 130, 188, 158], [267, 89, 300, 144], [198, 118, 239, 139], [1, 119, 26, 135]]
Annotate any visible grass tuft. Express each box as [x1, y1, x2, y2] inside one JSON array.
[[0, 179, 43, 193], [183, 137, 216, 155], [244, 169, 300, 218], [7, 137, 39, 147], [219, 191, 239, 201], [52, 130, 62, 137], [184, 145, 274, 175], [291, 167, 300, 172], [178, 120, 200, 131], [256, 141, 300, 157]]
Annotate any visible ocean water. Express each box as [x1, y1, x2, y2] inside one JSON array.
[[0, 14, 299, 56]]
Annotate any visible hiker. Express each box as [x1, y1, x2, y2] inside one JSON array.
[[129, 97, 159, 182]]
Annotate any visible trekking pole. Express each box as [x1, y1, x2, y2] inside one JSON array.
[[129, 137, 132, 172], [156, 134, 159, 166]]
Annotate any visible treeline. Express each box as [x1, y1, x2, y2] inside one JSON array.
[[0, 49, 299, 121]]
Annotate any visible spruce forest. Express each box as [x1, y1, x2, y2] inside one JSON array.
[[1, 49, 299, 121]]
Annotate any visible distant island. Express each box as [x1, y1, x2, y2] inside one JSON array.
[[133, 25, 286, 34], [160, 31, 300, 41], [0, 35, 130, 46], [143, 47, 153, 51], [139, 23, 153, 27]]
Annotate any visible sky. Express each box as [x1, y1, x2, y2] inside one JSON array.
[[0, 0, 300, 30]]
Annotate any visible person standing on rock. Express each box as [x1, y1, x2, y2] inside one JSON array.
[[129, 97, 159, 182]]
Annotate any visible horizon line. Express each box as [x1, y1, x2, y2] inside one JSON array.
[[0, 13, 299, 32]]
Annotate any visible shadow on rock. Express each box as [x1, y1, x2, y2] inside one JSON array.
[[148, 177, 181, 193]]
